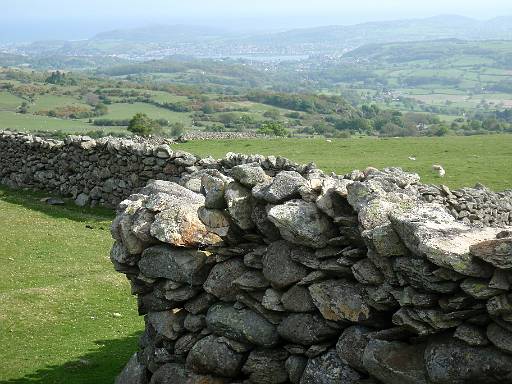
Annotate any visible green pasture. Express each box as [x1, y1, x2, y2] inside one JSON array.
[[31, 94, 88, 112], [0, 188, 143, 383], [0, 91, 24, 111], [0, 111, 125, 134], [101, 102, 192, 124], [176, 134, 512, 191]]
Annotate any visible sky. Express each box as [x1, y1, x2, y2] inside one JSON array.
[[2, 0, 512, 42]]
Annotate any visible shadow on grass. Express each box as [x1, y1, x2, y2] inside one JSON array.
[[1, 333, 141, 384], [0, 186, 115, 224]]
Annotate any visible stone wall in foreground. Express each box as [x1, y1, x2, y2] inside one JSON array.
[[111, 164, 512, 384]]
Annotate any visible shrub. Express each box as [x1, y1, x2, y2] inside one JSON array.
[[127, 113, 162, 136]]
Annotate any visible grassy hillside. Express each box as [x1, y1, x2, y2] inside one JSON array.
[[176, 134, 512, 191], [0, 188, 142, 383]]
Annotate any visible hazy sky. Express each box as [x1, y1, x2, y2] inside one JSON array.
[[3, 0, 512, 42]]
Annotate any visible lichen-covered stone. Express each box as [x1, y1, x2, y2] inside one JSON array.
[[309, 280, 373, 322], [425, 336, 512, 383], [224, 182, 255, 230], [390, 204, 499, 278], [253, 171, 305, 203], [268, 200, 337, 248], [300, 350, 361, 384], [471, 238, 512, 270]]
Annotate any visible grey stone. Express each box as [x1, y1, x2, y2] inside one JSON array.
[[392, 307, 481, 336], [184, 292, 217, 315], [285, 355, 308, 384], [490, 269, 511, 290], [139, 245, 211, 285], [487, 294, 512, 317], [362, 339, 429, 384], [471, 238, 512, 270], [231, 163, 270, 187], [251, 204, 281, 241], [277, 313, 339, 345], [315, 177, 353, 219], [197, 207, 231, 238], [262, 288, 285, 312], [242, 348, 289, 384], [131, 208, 156, 244], [243, 247, 266, 269], [262, 241, 309, 289], [391, 286, 438, 308], [346, 180, 387, 212], [487, 322, 512, 354], [390, 203, 500, 278], [114, 353, 148, 384], [147, 310, 186, 340], [253, 171, 306, 203], [206, 303, 279, 347], [112, 209, 145, 255], [149, 363, 225, 384], [148, 188, 222, 247], [281, 285, 316, 313], [268, 200, 337, 248], [233, 270, 269, 291], [175, 333, 204, 356], [110, 241, 139, 266], [461, 277, 504, 299], [201, 173, 229, 209], [425, 335, 512, 383], [300, 350, 361, 384], [336, 325, 371, 373], [363, 224, 408, 257], [351, 259, 384, 285], [454, 323, 489, 346], [186, 335, 245, 377], [75, 192, 90, 207], [393, 257, 459, 294], [141, 180, 204, 205], [309, 280, 373, 323], [203, 258, 247, 302], [163, 285, 201, 302], [184, 314, 206, 333], [224, 182, 255, 230]]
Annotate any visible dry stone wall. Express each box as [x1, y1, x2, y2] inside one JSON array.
[[110, 161, 512, 384], [1, 130, 511, 228], [0, 131, 313, 208], [2, 130, 512, 383]]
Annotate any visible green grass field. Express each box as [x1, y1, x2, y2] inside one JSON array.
[[102, 102, 192, 124], [0, 91, 24, 111], [0, 111, 128, 134], [0, 133, 511, 383], [0, 187, 142, 383], [30, 94, 89, 113], [176, 134, 512, 191]]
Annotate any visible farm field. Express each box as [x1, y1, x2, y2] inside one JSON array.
[[0, 135, 510, 383], [176, 134, 512, 191], [0, 187, 142, 383], [0, 111, 124, 133], [101, 102, 193, 124]]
